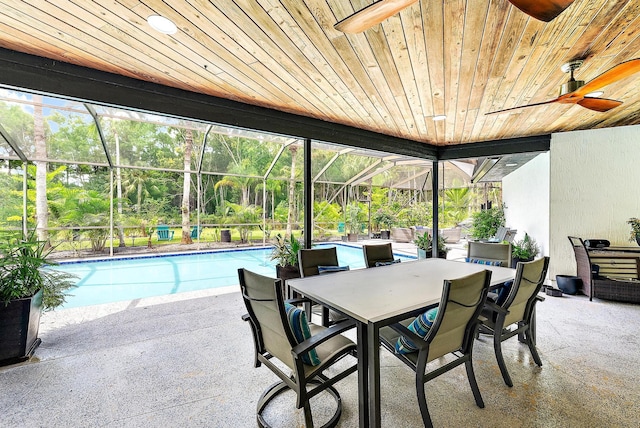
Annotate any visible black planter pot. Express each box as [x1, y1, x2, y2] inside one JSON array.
[[220, 229, 231, 242], [511, 257, 534, 268], [0, 289, 43, 367], [380, 230, 390, 240], [276, 264, 301, 281], [418, 248, 447, 259]]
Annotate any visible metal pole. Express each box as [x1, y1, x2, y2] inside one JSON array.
[[304, 138, 312, 249], [432, 161, 439, 258], [22, 162, 28, 238], [109, 168, 114, 257], [262, 178, 267, 246]]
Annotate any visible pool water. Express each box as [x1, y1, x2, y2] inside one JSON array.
[[54, 244, 415, 308]]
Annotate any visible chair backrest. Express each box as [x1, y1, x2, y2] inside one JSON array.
[[502, 257, 550, 326], [298, 247, 339, 277], [426, 270, 491, 362], [191, 226, 200, 239], [568, 236, 592, 297], [238, 268, 296, 369], [488, 226, 508, 242], [467, 241, 512, 267], [363, 243, 394, 268]]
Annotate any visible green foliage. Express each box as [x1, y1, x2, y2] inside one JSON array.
[[628, 218, 640, 242], [372, 206, 396, 229], [270, 233, 301, 267], [0, 231, 77, 310], [470, 203, 506, 240], [313, 201, 341, 226], [414, 233, 447, 252], [345, 203, 363, 234], [512, 233, 540, 260], [442, 187, 471, 227]]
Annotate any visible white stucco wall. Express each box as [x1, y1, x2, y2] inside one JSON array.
[[549, 125, 640, 278], [503, 152, 550, 258]]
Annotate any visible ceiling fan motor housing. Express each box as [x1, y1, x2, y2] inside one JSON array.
[[560, 79, 585, 96]]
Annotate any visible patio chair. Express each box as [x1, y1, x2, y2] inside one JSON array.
[[238, 268, 357, 428], [362, 243, 398, 267], [156, 225, 174, 241], [190, 225, 202, 239], [298, 247, 349, 326], [478, 257, 549, 387], [379, 269, 492, 427]]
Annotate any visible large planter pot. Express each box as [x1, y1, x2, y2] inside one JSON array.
[[380, 230, 390, 240], [347, 233, 358, 242], [0, 289, 43, 367], [276, 264, 301, 281], [418, 249, 447, 259], [220, 229, 231, 242], [511, 257, 534, 268]]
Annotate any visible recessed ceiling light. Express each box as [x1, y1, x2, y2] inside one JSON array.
[[505, 163, 518, 167], [585, 91, 604, 98], [147, 15, 177, 35], [432, 115, 446, 121]]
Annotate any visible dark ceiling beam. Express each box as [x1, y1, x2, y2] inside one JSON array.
[[0, 48, 438, 160], [437, 135, 551, 160]]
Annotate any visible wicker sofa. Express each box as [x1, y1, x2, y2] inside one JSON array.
[[568, 236, 640, 303]]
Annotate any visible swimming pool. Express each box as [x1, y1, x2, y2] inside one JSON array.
[[55, 244, 415, 308]]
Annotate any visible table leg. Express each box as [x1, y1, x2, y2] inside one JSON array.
[[367, 321, 381, 427], [357, 322, 369, 428]]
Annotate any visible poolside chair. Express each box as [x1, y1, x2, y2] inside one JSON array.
[[298, 247, 348, 326], [238, 268, 357, 428], [378, 269, 492, 428], [190, 225, 201, 239], [478, 257, 549, 387], [362, 243, 398, 268], [156, 225, 174, 241]]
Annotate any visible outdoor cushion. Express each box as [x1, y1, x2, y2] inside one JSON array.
[[395, 307, 439, 354], [465, 257, 503, 266], [317, 265, 350, 274], [374, 259, 402, 267], [284, 302, 321, 366]]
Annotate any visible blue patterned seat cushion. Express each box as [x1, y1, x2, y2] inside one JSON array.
[[284, 303, 321, 366], [374, 259, 402, 267], [395, 307, 439, 354], [465, 257, 502, 266], [317, 265, 350, 274]]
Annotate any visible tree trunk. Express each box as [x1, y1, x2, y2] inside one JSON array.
[[286, 145, 297, 236], [33, 94, 48, 245], [181, 129, 193, 244], [115, 132, 125, 247]]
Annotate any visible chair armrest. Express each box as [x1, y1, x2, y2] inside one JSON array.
[[242, 313, 251, 322], [285, 297, 312, 306], [483, 299, 509, 315], [389, 322, 430, 352], [535, 295, 545, 302], [292, 319, 356, 355]]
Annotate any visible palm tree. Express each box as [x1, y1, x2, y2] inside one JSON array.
[[33, 94, 48, 244]]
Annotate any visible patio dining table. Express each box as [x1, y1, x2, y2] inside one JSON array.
[[287, 258, 515, 428]]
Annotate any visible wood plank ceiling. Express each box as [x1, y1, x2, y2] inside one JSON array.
[[0, 0, 639, 147]]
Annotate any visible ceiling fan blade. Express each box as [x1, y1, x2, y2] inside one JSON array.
[[577, 97, 623, 112], [485, 98, 560, 115], [572, 58, 640, 97], [334, 0, 419, 33], [507, 0, 575, 22]]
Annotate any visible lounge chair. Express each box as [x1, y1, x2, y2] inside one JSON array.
[[156, 225, 174, 241]]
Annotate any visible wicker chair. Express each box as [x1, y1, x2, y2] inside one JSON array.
[[478, 257, 549, 387], [379, 270, 492, 427], [238, 268, 358, 428]]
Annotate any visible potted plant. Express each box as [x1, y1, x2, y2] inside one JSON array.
[[415, 233, 447, 259], [511, 233, 540, 268], [270, 233, 301, 281], [345, 203, 362, 242], [627, 218, 640, 246], [469, 203, 506, 240], [0, 231, 77, 366], [373, 207, 396, 240]]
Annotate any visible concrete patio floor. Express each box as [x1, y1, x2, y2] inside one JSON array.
[[2, 242, 639, 427]]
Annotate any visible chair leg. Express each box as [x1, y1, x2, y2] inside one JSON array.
[[303, 402, 314, 428], [464, 359, 485, 408], [493, 330, 513, 387], [416, 379, 434, 428], [524, 326, 543, 367]]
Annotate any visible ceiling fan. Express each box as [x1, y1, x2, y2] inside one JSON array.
[[486, 58, 640, 115], [334, 0, 575, 34]]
